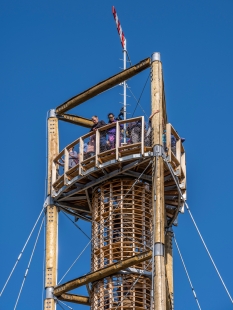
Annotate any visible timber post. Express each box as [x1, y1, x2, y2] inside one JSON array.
[[165, 228, 174, 310], [44, 109, 59, 310], [151, 52, 166, 310]]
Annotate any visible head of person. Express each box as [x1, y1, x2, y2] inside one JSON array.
[[108, 113, 115, 123], [68, 146, 74, 152], [91, 115, 98, 124]]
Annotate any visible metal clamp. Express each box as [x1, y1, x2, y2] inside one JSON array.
[[153, 145, 164, 157], [154, 243, 164, 256], [45, 287, 54, 299], [48, 109, 56, 118], [151, 52, 161, 62], [43, 195, 54, 208]]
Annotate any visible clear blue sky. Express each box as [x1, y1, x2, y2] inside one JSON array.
[[0, 0, 233, 309]]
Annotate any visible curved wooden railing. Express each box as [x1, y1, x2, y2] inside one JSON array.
[[51, 116, 186, 199]]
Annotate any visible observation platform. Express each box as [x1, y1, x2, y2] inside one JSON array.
[[51, 116, 186, 227]]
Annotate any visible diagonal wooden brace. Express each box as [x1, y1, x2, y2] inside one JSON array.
[[54, 250, 152, 296], [55, 57, 151, 114], [57, 113, 93, 128], [58, 293, 90, 305]]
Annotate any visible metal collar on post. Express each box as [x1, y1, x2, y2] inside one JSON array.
[[46, 287, 54, 299], [154, 242, 165, 256], [48, 109, 56, 118], [43, 195, 54, 208], [151, 52, 161, 62]]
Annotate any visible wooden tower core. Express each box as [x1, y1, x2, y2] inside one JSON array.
[[91, 178, 152, 309]]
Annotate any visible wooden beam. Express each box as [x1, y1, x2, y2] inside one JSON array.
[[165, 230, 174, 310], [55, 57, 151, 114], [44, 114, 59, 310], [58, 113, 92, 128], [58, 293, 90, 305], [151, 53, 166, 310], [54, 250, 152, 296]]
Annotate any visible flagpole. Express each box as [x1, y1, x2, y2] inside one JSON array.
[[112, 6, 127, 142], [123, 39, 127, 143]]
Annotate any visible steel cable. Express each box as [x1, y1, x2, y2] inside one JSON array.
[[58, 160, 152, 284], [132, 73, 150, 117], [14, 217, 45, 309], [0, 207, 45, 297], [174, 235, 202, 310], [163, 156, 233, 304], [59, 206, 152, 260], [57, 300, 66, 310], [127, 83, 149, 119], [56, 299, 74, 310], [114, 260, 152, 310], [61, 211, 91, 240]]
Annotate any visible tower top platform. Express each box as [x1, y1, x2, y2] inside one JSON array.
[[50, 115, 186, 227]]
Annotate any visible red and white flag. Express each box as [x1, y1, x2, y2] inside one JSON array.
[[112, 6, 126, 49]]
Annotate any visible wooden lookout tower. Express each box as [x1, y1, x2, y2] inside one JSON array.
[[44, 53, 187, 310]]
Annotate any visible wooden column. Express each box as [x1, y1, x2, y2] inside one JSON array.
[[165, 230, 174, 310], [44, 110, 59, 310], [151, 53, 166, 310]]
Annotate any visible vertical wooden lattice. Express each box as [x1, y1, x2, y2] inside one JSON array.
[[91, 178, 152, 309]]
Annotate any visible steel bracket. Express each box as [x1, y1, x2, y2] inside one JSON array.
[[117, 267, 152, 279]]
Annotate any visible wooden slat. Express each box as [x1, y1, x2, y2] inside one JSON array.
[[118, 142, 141, 150], [55, 58, 151, 114]]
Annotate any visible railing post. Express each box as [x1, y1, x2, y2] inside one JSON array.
[[79, 138, 84, 175], [64, 148, 69, 185], [141, 116, 145, 155], [180, 152, 186, 190], [176, 139, 181, 177], [116, 122, 120, 161], [166, 123, 171, 162], [95, 130, 100, 167]]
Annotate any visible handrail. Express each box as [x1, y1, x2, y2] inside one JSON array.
[[51, 117, 146, 191], [51, 117, 186, 194]]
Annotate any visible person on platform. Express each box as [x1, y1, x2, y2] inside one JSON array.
[[58, 146, 79, 169], [90, 115, 107, 152], [90, 115, 106, 131], [107, 113, 117, 149]]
